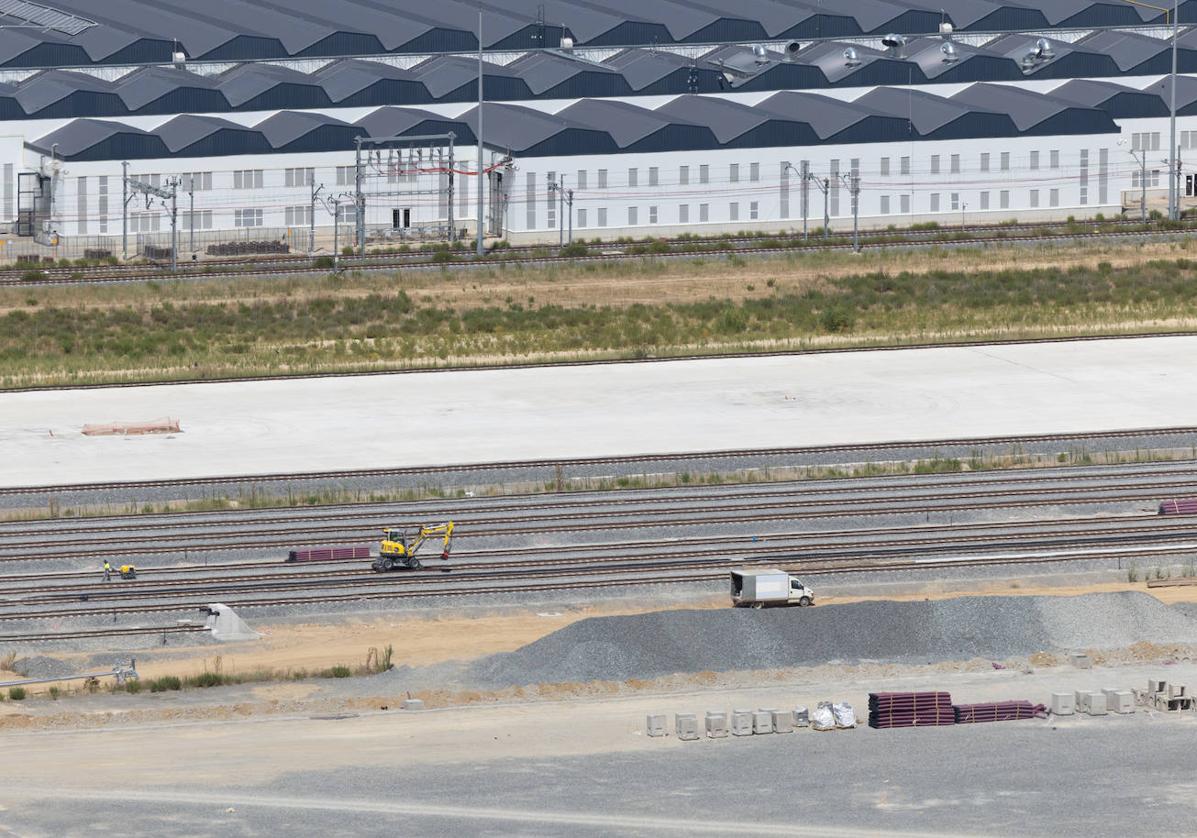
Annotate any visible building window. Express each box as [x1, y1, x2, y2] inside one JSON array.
[[597, 169, 608, 189], [1000, 152, 1010, 172], [699, 164, 709, 184], [235, 208, 264, 227], [1079, 149, 1089, 205], [980, 191, 990, 210], [699, 203, 709, 222], [730, 163, 740, 183], [98, 175, 108, 233], [1000, 190, 1010, 209], [679, 204, 689, 223], [1030, 189, 1039, 208], [1079, 187, 1088, 205], [900, 193, 910, 214], [649, 205, 658, 224], [900, 156, 910, 176], [576, 170, 587, 190], [76, 176, 87, 235], [1050, 150, 1060, 169], [729, 202, 739, 221], [182, 210, 212, 230], [1030, 151, 1039, 170], [628, 206, 638, 225], [679, 166, 689, 186], [648, 167, 659, 187], [234, 169, 264, 190], [525, 172, 536, 230], [830, 159, 840, 216], [930, 192, 940, 212], [950, 154, 960, 174], [336, 204, 356, 224], [285, 206, 311, 226], [546, 170, 556, 229], [577, 208, 588, 227], [184, 171, 213, 191], [336, 166, 353, 186], [284, 168, 313, 188], [950, 192, 959, 211], [1049, 188, 1059, 207], [980, 153, 990, 172], [749, 162, 760, 182], [749, 201, 758, 220], [597, 207, 607, 227], [880, 195, 891, 214], [1133, 132, 1162, 151], [1152, 169, 1161, 187], [930, 155, 940, 174], [880, 157, 890, 177], [628, 168, 638, 188], [129, 212, 160, 233]]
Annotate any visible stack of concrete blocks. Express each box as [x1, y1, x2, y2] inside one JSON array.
[[793, 706, 810, 728], [731, 709, 754, 736], [1050, 692, 1075, 716], [646, 714, 667, 737], [675, 713, 699, 741], [1102, 689, 1134, 715], [1137, 680, 1195, 711], [771, 710, 793, 734], [706, 711, 728, 739], [752, 710, 773, 735]]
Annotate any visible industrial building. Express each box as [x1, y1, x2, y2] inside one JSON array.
[[0, 0, 1196, 252]]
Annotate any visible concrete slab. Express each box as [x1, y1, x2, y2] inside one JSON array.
[[3, 336, 1197, 487]]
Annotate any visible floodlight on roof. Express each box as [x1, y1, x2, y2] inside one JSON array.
[[843, 46, 861, 67], [560, 34, 574, 51]]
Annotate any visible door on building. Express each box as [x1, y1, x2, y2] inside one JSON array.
[[392, 208, 411, 229]]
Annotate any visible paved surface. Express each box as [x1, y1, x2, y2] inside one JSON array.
[[3, 336, 1197, 487], [3, 662, 1196, 836]]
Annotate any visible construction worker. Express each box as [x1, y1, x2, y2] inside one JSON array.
[[103, 560, 111, 582]]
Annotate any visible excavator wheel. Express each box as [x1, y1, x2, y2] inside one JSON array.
[[408, 558, 423, 570]]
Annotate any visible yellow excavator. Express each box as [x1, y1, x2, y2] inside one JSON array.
[[372, 522, 455, 571]]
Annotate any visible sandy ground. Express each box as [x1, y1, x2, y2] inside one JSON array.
[[6, 335, 1197, 486]]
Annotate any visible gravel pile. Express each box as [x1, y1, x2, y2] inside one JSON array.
[[11, 655, 76, 679], [469, 592, 1197, 687]]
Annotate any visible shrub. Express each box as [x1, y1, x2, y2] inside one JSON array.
[[48, 686, 60, 700], [328, 665, 352, 678], [560, 242, 589, 257], [189, 671, 224, 688], [312, 255, 334, 270], [8, 686, 26, 701], [149, 675, 182, 693], [819, 306, 854, 333], [124, 678, 143, 694], [21, 270, 46, 283]]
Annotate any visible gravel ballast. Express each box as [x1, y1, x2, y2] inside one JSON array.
[[469, 592, 1197, 686]]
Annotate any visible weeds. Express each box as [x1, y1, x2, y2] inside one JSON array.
[[8, 686, 26, 701]]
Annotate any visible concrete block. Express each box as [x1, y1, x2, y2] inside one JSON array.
[[1074, 690, 1090, 712], [705, 712, 728, 738], [1085, 692, 1108, 716], [1070, 654, 1093, 670], [731, 709, 754, 736], [752, 711, 773, 734], [1108, 691, 1135, 714], [1148, 679, 1168, 695], [675, 713, 699, 741], [1168, 683, 1189, 699], [771, 710, 794, 734], [793, 706, 809, 728], [400, 698, 424, 711], [1050, 692, 1075, 716], [646, 714, 667, 737]]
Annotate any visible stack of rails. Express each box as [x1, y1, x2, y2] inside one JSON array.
[[953, 701, 1047, 723], [867, 691, 956, 729], [1158, 498, 1197, 515]]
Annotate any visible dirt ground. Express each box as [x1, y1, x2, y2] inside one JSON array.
[[23, 577, 1197, 686]]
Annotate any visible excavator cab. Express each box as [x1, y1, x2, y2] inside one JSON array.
[[374, 522, 454, 571]]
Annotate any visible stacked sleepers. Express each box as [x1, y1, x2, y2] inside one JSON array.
[[1158, 498, 1197, 515], [868, 692, 955, 729], [953, 701, 1047, 723]]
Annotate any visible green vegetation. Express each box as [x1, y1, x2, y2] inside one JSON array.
[[4, 254, 1197, 389], [7, 686, 26, 701]]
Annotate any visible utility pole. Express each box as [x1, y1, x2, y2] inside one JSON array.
[[840, 172, 860, 252], [121, 160, 128, 259], [549, 174, 566, 246], [566, 187, 574, 244], [447, 134, 455, 242], [187, 176, 194, 253], [354, 136, 365, 255], [800, 161, 809, 239], [126, 174, 178, 271], [476, 7, 485, 256], [332, 195, 340, 269], [822, 178, 830, 238], [1169, 0, 1179, 221], [1122, 142, 1147, 223], [310, 181, 321, 254], [169, 179, 177, 272]]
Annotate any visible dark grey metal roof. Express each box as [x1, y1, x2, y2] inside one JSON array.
[[25, 81, 1127, 162], [0, 0, 1189, 68]]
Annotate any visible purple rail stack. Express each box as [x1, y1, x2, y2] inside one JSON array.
[[868, 691, 956, 729], [952, 701, 1047, 723], [1159, 498, 1197, 515]]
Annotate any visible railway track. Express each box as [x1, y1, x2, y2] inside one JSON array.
[[2, 217, 1190, 290], [4, 426, 1196, 497], [4, 461, 1193, 538]]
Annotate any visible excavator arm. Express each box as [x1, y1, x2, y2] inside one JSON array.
[[410, 522, 455, 559]]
